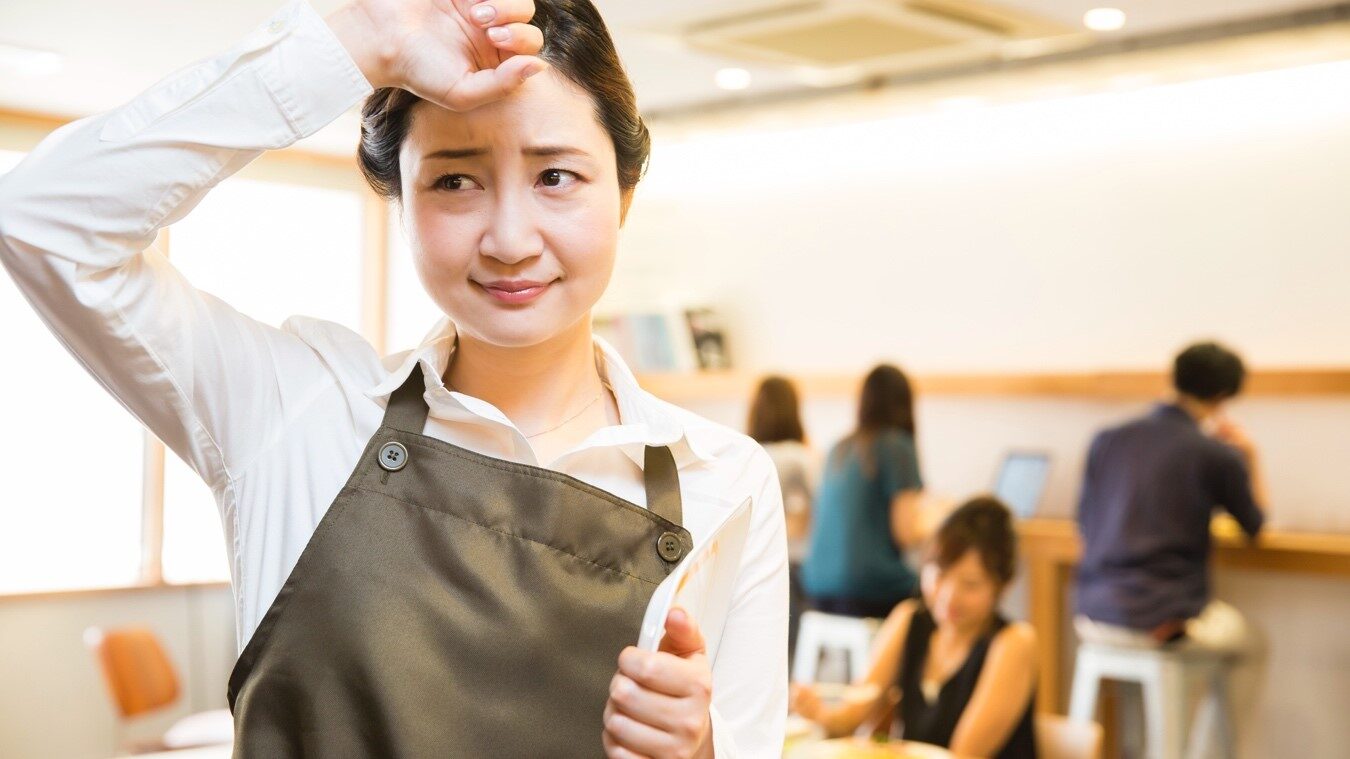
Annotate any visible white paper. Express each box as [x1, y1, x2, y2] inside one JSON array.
[[637, 496, 753, 663]]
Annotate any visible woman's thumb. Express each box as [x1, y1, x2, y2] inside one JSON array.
[[658, 606, 707, 658], [441, 55, 548, 111]]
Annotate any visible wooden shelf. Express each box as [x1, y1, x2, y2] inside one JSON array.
[[636, 368, 1350, 402]]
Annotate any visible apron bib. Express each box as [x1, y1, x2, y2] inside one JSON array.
[[227, 364, 692, 757]]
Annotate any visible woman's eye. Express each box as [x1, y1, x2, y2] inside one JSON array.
[[435, 174, 482, 192], [539, 169, 580, 189]]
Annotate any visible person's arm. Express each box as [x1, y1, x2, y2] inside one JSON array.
[[883, 433, 925, 549], [947, 622, 1038, 758], [707, 447, 792, 757], [0, 1, 375, 490], [890, 490, 924, 549], [1209, 420, 1266, 539], [792, 599, 917, 738], [0, 0, 545, 491]]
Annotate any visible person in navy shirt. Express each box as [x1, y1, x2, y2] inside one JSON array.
[[1075, 341, 1266, 650]]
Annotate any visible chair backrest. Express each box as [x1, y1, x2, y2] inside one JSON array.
[[1036, 713, 1103, 759], [792, 610, 882, 683], [84, 626, 181, 718]]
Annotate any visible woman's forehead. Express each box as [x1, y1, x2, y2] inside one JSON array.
[[404, 72, 614, 159]]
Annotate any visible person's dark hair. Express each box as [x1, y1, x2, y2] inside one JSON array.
[[1172, 341, 1246, 402], [835, 364, 917, 477], [748, 376, 806, 445], [926, 496, 1017, 587], [357, 0, 651, 201]]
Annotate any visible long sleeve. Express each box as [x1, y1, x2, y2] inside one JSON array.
[[709, 444, 791, 757], [0, 1, 374, 490]]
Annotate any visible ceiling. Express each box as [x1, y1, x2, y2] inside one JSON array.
[[0, 0, 1343, 153]]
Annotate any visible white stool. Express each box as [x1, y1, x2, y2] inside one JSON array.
[[1069, 642, 1237, 759], [791, 611, 881, 683]]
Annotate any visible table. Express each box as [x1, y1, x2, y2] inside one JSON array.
[[786, 737, 954, 758], [1018, 517, 1350, 713]]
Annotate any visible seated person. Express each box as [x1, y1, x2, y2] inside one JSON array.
[[793, 497, 1038, 758], [1076, 341, 1265, 650]]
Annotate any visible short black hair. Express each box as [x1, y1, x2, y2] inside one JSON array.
[[925, 497, 1016, 586], [1172, 342, 1246, 402]]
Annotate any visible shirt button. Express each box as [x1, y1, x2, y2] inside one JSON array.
[[267, 19, 285, 34], [378, 441, 408, 472], [657, 532, 683, 563]]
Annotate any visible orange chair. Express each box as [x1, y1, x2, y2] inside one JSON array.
[[84, 626, 233, 754]]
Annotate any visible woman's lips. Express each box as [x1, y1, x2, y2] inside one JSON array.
[[476, 279, 553, 305]]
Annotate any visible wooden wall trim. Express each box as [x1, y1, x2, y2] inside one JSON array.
[[637, 368, 1350, 402]]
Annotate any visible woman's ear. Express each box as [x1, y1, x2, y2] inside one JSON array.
[[619, 189, 634, 226]]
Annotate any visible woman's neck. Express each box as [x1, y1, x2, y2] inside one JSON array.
[[444, 316, 613, 437], [934, 613, 994, 648]]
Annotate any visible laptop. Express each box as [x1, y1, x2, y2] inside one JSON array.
[[992, 451, 1051, 519]]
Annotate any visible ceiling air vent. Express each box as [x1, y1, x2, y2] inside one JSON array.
[[676, 0, 1078, 82]]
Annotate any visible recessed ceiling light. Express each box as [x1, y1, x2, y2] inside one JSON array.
[[715, 67, 752, 91], [0, 43, 63, 77], [1083, 8, 1127, 32]]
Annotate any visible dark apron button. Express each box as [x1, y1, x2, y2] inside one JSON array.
[[378, 441, 408, 472], [657, 532, 683, 562]]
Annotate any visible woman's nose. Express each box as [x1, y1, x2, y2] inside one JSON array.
[[479, 190, 544, 265]]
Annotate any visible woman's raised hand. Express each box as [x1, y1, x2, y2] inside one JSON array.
[[326, 0, 547, 111]]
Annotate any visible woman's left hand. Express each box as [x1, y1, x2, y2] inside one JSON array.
[[602, 607, 715, 759]]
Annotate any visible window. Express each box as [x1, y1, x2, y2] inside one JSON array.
[[160, 176, 365, 583], [0, 150, 146, 593], [386, 221, 446, 352]]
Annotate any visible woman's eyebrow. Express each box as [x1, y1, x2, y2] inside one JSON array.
[[423, 147, 487, 161], [523, 146, 590, 158]]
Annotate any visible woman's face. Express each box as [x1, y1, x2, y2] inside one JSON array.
[[921, 549, 1002, 632], [398, 70, 627, 348]]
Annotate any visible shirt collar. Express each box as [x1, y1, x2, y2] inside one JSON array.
[[1152, 401, 1198, 426], [364, 317, 713, 470]]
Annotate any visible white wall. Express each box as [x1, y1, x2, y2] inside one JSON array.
[[622, 46, 1350, 758]]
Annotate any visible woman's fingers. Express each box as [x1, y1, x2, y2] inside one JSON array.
[[440, 54, 548, 111], [618, 647, 713, 699], [485, 22, 544, 56], [601, 726, 651, 759], [464, 0, 537, 28], [609, 673, 689, 733], [603, 700, 681, 758]]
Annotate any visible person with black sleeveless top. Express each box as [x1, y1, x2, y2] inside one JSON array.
[[793, 498, 1039, 758]]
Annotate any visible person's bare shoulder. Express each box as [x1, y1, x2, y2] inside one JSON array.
[[989, 621, 1038, 669]]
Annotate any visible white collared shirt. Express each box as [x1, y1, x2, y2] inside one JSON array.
[[0, 2, 788, 754]]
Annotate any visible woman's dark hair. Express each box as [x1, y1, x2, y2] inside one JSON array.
[[926, 496, 1017, 587], [1172, 341, 1246, 402], [836, 364, 917, 477], [748, 376, 806, 445], [357, 0, 651, 200]]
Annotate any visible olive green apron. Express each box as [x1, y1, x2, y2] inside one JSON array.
[[227, 363, 692, 757]]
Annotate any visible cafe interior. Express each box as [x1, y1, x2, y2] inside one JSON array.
[[1, 1, 1348, 757]]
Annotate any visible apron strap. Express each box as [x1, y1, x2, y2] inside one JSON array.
[[643, 445, 683, 527], [383, 362, 432, 434], [383, 362, 684, 528]]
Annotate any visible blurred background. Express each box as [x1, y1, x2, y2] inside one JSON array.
[[1, 1, 1348, 757]]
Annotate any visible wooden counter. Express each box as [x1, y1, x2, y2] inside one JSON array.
[[1017, 517, 1350, 713]]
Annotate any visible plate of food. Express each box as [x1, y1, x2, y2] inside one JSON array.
[[788, 737, 953, 759]]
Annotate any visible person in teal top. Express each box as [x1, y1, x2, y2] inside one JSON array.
[[802, 364, 925, 618]]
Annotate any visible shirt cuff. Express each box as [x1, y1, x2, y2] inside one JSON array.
[[257, 0, 374, 140]]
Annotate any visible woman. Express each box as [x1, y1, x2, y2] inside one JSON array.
[[793, 498, 1038, 758], [747, 375, 819, 656], [801, 364, 925, 618], [0, 1, 788, 756]]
